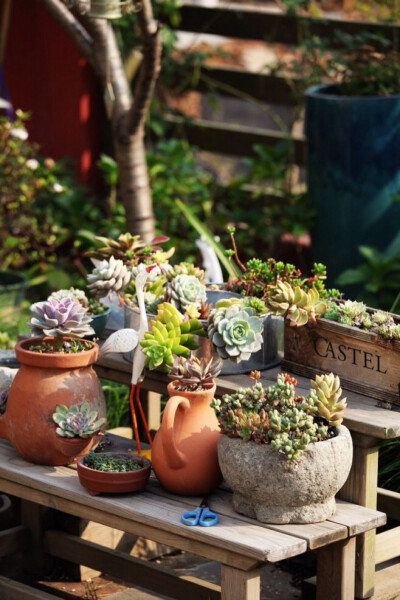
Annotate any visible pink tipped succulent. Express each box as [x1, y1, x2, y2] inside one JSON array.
[[28, 296, 94, 338]]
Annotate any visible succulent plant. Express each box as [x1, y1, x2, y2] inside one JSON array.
[[207, 298, 263, 363], [50, 288, 89, 306], [265, 281, 327, 326], [87, 233, 174, 267], [167, 355, 222, 391], [310, 373, 347, 427], [140, 302, 205, 371], [87, 256, 132, 299], [211, 371, 345, 461], [52, 402, 106, 438], [171, 274, 207, 312], [28, 296, 94, 339], [169, 262, 206, 285]]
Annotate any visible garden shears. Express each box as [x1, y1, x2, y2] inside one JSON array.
[[180, 497, 219, 527]]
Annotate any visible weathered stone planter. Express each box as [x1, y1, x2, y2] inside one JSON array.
[[218, 425, 353, 524]]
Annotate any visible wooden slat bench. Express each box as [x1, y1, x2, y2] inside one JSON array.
[[0, 439, 385, 600], [96, 350, 400, 599]]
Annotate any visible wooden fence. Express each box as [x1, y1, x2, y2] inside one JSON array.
[[163, 1, 399, 165]]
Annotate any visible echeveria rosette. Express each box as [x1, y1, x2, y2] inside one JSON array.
[[28, 297, 94, 338], [87, 256, 132, 299], [171, 274, 207, 312], [52, 402, 106, 438], [140, 302, 204, 371], [207, 299, 263, 363]]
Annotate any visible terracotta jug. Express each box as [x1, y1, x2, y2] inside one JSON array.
[[151, 381, 222, 495], [0, 337, 106, 466]]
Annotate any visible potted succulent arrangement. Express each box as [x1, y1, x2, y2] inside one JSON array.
[[76, 449, 151, 496], [212, 370, 352, 524], [52, 401, 106, 458], [151, 354, 223, 496], [0, 295, 106, 465], [265, 275, 400, 406], [87, 232, 272, 373]]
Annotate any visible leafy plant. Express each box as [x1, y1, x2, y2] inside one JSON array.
[[378, 438, 400, 492], [336, 242, 400, 311]]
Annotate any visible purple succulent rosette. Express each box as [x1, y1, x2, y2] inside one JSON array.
[[28, 297, 94, 338]]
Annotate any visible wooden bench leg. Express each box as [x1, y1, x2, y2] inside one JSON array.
[[338, 436, 379, 599], [221, 565, 260, 600], [316, 537, 356, 600]]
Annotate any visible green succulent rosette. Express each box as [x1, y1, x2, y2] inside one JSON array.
[[207, 299, 263, 363]]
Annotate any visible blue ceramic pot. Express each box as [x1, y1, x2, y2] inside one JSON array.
[[305, 84, 400, 286]]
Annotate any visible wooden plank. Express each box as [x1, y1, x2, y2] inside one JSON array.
[[0, 575, 61, 600], [220, 565, 260, 600], [0, 442, 308, 565], [316, 537, 356, 600], [338, 444, 379, 599], [174, 65, 299, 106], [329, 500, 385, 536], [372, 561, 400, 600], [146, 481, 348, 550], [176, 1, 398, 45], [0, 525, 29, 557], [283, 320, 400, 407], [375, 526, 400, 565], [44, 530, 221, 600], [164, 116, 306, 164], [377, 487, 400, 520]]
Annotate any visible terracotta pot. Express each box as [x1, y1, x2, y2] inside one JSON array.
[[55, 433, 102, 459], [218, 425, 353, 524], [77, 452, 151, 496], [0, 337, 106, 466], [151, 381, 222, 495]]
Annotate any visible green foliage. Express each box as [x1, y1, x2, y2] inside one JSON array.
[[273, 29, 400, 98], [378, 438, 400, 492], [0, 111, 125, 299], [336, 240, 400, 311], [83, 449, 143, 472], [100, 379, 131, 430]]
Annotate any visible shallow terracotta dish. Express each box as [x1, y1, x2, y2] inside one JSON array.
[[77, 452, 151, 496]]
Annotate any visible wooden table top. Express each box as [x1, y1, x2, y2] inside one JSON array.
[[95, 347, 400, 441], [0, 438, 386, 568]]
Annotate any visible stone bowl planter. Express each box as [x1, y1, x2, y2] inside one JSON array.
[[218, 425, 353, 524]]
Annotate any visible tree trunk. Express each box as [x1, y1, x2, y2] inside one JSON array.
[[115, 126, 155, 239], [37, 0, 160, 241]]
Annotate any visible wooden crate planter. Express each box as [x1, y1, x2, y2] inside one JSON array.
[[282, 319, 400, 406]]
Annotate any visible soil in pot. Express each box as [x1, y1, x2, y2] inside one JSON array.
[[77, 451, 151, 496]]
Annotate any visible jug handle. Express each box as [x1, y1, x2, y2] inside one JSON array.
[[161, 395, 190, 469]]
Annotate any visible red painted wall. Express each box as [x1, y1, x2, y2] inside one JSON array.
[[1, 0, 106, 188]]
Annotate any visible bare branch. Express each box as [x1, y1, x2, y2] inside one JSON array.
[[125, 0, 162, 135], [37, 0, 98, 71]]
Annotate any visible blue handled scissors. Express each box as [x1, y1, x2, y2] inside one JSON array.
[[181, 497, 219, 527]]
